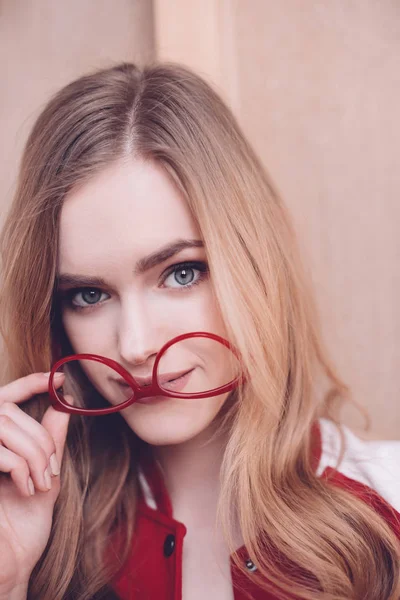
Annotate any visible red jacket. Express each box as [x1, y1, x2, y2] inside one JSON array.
[[111, 421, 400, 599]]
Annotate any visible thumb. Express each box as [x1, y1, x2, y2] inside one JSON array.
[[41, 395, 73, 468]]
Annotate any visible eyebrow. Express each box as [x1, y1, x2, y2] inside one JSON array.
[[56, 239, 205, 287]]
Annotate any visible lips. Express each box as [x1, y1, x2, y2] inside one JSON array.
[[160, 368, 195, 392], [113, 368, 195, 389]]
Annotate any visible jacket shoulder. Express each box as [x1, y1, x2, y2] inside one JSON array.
[[316, 418, 400, 535]]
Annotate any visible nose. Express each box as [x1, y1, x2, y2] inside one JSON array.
[[117, 295, 163, 368]]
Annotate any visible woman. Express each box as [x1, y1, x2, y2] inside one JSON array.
[[0, 62, 399, 600]]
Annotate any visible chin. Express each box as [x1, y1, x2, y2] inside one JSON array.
[[120, 396, 228, 447], [133, 430, 200, 447]]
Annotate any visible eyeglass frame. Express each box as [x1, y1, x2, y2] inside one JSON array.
[[48, 331, 244, 416]]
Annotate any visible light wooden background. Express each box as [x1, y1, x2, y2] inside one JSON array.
[[1, 1, 399, 438]]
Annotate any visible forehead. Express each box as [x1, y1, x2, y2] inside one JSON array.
[[58, 159, 201, 272]]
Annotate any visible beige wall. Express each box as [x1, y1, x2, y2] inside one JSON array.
[[1, 2, 399, 438], [235, 3, 400, 440]]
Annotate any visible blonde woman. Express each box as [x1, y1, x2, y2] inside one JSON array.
[[0, 63, 399, 600]]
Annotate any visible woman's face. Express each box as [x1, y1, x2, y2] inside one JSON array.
[[57, 158, 234, 445]]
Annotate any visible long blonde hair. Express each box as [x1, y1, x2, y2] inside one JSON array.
[[1, 63, 399, 599]]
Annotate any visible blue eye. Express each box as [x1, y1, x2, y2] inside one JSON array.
[[68, 288, 110, 309], [165, 267, 196, 287], [162, 261, 209, 289]]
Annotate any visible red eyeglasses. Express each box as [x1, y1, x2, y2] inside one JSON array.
[[48, 331, 244, 416]]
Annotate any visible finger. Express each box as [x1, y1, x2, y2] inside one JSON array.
[[0, 445, 32, 497], [0, 415, 52, 493], [0, 372, 64, 406], [0, 402, 57, 473], [40, 395, 73, 471]]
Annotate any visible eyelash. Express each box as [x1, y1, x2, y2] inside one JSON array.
[[60, 261, 209, 313]]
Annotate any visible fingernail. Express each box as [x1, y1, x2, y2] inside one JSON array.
[[28, 476, 35, 496], [44, 467, 52, 490], [49, 453, 60, 476]]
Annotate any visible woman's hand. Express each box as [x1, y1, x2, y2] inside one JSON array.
[[0, 372, 71, 598]]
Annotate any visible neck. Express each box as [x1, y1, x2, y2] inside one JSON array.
[[152, 420, 228, 527]]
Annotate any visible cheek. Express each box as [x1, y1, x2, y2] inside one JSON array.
[[61, 311, 115, 354], [163, 286, 227, 337], [199, 288, 228, 337]]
